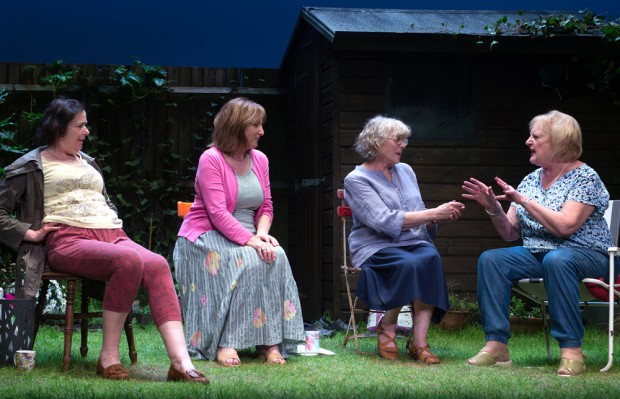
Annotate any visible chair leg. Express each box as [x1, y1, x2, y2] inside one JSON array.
[[80, 282, 89, 358], [541, 303, 552, 363], [34, 279, 50, 340], [124, 315, 138, 364], [62, 280, 76, 371]]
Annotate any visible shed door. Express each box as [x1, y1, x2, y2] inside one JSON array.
[[290, 44, 322, 321]]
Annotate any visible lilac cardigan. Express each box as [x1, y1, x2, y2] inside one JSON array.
[[178, 147, 273, 245]]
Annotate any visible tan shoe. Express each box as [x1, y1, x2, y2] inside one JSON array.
[[216, 348, 240, 367], [557, 357, 585, 377], [466, 349, 512, 367], [256, 345, 286, 365]]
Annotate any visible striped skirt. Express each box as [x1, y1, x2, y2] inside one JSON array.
[[173, 231, 305, 360]]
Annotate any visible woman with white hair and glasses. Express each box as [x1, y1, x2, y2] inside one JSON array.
[[344, 115, 465, 364]]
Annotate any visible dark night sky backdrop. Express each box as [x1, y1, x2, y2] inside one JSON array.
[[1, 1, 619, 68]]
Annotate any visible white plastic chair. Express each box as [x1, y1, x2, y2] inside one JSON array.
[[513, 200, 620, 371]]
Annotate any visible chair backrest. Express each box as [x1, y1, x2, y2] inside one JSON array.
[[177, 201, 193, 218], [337, 189, 354, 270], [604, 200, 620, 247]]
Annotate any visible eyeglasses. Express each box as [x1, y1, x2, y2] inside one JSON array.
[[387, 137, 408, 146]]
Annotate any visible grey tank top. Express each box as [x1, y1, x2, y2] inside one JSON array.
[[233, 159, 264, 233]]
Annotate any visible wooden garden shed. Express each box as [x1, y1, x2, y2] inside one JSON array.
[[279, 7, 620, 320]]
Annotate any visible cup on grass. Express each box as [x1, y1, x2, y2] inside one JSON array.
[[14, 350, 36, 371], [304, 331, 320, 355]]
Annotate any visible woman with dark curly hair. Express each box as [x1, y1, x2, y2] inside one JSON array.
[[0, 98, 209, 383]]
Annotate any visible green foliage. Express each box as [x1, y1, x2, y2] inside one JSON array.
[[0, 89, 28, 289], [0, 60, 236, 290], [516, 10, 620, 40], [474, 10, 620, 105], [112, 60, 169, 102], [448, 292, 479, 312], [39, 60, 81, 97], [510, 296, 543, 318]]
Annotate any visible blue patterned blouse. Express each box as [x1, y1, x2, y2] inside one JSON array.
[[513, 164, 612, 254]]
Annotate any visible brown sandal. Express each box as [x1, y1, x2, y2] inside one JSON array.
[[409, 344, 440, 364], [376, 319, 399, 360]]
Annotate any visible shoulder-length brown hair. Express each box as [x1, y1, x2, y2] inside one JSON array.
[[210, 97, 266, 154]]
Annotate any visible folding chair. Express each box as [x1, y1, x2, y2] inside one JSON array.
[[513, 199, 620, 372], [337, 189, 413, 354]]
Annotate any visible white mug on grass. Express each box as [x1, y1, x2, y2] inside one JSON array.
[[305, 331, 320, 355]]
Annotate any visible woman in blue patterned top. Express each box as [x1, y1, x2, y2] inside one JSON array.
[[345, 115, 465, 364], [462, 110, 613, 377]]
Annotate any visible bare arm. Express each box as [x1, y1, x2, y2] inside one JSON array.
[[402, 201, 465, 229], [493, 177, 594, 237]]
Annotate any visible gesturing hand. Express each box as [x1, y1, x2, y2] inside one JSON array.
[[433, 201, 465, 223], [462, 177, 501, 210]]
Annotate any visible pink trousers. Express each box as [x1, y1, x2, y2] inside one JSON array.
[[46, 225, 181, 327]]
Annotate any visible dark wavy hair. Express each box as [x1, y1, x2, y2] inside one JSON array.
[[36, 98, 86, 146]]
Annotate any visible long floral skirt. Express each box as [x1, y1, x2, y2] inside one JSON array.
[[174, 231, 305, 360]]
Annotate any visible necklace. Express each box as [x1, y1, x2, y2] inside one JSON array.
[[555, 163, 568, 181], [543, 163, 567, 189], [46, 148, 79, 165]]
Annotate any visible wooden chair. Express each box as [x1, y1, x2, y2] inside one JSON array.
[[513, 199, 620, 371], [337, 189, 413, 353], [34, 271, 138, 371]]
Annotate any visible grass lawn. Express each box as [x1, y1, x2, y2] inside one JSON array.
[[1, 322, 619, 398]]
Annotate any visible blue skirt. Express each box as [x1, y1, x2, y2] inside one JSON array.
[[356, 243, 449, 324]]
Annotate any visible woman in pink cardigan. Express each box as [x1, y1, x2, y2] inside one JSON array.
[[174, 97, 304, 366]]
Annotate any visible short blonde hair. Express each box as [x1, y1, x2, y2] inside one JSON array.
[[354, 115, 411, 161], [529, 110, 582, 162], [211, 97, 266, 154]]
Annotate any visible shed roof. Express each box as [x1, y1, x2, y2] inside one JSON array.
[[280, 7, 618, 70], [301, 7, 584, 41]]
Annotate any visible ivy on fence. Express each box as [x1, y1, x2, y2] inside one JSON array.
[[0, 59, 241, 290]]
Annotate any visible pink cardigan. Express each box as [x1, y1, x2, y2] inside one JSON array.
[[178, 147, 273, 245]]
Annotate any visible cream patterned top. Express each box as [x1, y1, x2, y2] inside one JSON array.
[[42, 156, 122, 228]]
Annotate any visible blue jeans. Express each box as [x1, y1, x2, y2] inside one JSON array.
[[477, 246, 609, 348]]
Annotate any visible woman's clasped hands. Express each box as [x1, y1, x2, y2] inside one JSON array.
[[247, 233, 279, 263]]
